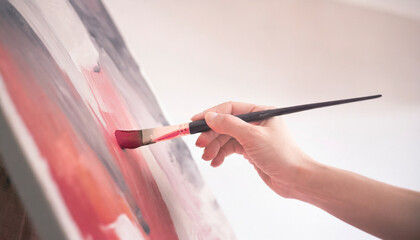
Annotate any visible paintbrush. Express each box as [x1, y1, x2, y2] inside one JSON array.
[[115, 94, 381, 149]]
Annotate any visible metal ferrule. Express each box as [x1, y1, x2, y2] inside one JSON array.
[[141, 123, 190, 146]]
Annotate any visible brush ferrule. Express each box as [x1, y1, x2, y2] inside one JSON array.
[[141, 123, 190, 145]]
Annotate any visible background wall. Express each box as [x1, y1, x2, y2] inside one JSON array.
[[103, 0, 420, 239]]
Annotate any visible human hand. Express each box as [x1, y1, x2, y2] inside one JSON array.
[[193, 102, 420, 239], [191, 102, 312, 197]]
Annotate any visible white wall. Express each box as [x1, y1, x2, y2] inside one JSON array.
[[103, 0, 420, 239]]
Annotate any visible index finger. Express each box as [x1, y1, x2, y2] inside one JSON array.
[[191, 101, 270, 121]]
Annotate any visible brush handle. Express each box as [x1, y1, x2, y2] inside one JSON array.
[[189, 94, 381, 134]]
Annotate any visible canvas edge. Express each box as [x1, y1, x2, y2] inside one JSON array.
[[0, 91, 68, 240]]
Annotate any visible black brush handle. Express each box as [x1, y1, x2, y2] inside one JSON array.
[[189, 94, 381, 135]]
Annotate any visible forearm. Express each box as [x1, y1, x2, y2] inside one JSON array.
[[289, 158, 420, 239]]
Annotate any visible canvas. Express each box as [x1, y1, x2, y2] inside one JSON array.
[[0, 0, 234, 239]]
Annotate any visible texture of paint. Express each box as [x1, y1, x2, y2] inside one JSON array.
[[0, 0, 234, 239], [102, 214, 145, 240]]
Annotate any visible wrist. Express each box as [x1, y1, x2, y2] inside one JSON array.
[[286, 155, 325, 202]]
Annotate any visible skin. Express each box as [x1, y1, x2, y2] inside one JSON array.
[[191, 101, 420, 239]]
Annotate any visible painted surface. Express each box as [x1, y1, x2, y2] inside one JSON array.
[[0, 0, 234, 239]]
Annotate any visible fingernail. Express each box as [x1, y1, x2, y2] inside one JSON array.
[[205, 112, 217, 123], [202, 149, 211, 160], [211, 160, 220, 168]]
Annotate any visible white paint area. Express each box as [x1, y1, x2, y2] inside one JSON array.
[[0, 76, 83, 240], [10, 0, 107, 127], [138, 147, 193, 240], [140, 146, 235, 239], [103, 0, 420, 239], [19, 0, 98, 67], [101, 214, 145, 240]]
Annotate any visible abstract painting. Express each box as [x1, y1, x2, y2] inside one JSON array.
[[0, 0, 234, 239]]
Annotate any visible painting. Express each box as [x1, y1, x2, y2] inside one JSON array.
[[0, 0, 234, 239]]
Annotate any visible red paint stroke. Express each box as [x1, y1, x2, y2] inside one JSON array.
[[0, 44, 177, 239], [114, 130, 142, 149], [82, 68, 178, 240]]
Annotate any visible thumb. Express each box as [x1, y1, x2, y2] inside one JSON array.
[[205, 112, 258, 143]]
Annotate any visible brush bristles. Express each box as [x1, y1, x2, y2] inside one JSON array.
[[115, 130, 143, 149]]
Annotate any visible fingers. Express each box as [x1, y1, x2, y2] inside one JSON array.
[[192, 101, 273, 168], [206, 138, 244, 167], [191, 101, 269, 121], [201, 135, 232, 160], [195, 130, 218, 148], [205, 112, 264, 146]]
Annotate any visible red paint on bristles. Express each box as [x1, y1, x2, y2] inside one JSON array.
[[115, 130, 142, 149]]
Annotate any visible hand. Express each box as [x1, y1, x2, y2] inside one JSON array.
[[191, 101, 311, 197], [193, 102, 420, 239]]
